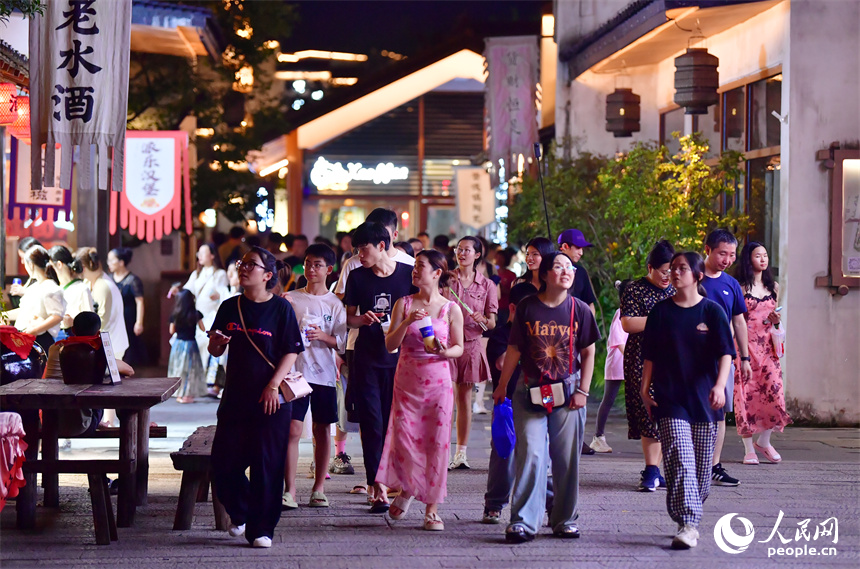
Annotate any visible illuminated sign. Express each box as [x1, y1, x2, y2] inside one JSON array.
[[310, 156, 409, 191]]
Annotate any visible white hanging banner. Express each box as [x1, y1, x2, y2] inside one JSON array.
[[456, 167, 494, 229], [29, 0, 132, 193]]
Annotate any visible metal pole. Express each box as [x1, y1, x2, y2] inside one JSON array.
[[533, 142, 552, 240]]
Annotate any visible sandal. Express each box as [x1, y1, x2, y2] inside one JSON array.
[[743, 452, 760, 465], [423, 512, 444, 531], [308, 491, 329, 508], [369, 497, 390, 514], [388, 495, 414, 520], [281, 491, 298, 510], [754, 442, 782, 463], [349, 485, 368, 495]]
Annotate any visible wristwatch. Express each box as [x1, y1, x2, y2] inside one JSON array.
[[740, 356, 751, 362]]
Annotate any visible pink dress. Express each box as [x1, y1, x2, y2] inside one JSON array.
[[733, 293, 792, 436], [446, 270, 497, 384], [376, 297, 455, 504]]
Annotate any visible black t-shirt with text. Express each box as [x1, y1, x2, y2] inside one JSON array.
[[571, 263, 597, 306], [642, 297, 736, 423], [170, 310, 203, 341], [509, 295, 601, 388], [211, 294, 303, 418], [343, 262, 416, 368]]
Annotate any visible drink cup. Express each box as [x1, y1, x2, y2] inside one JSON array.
[[418, 316, 436, 350], [12, 278, 22, 286]]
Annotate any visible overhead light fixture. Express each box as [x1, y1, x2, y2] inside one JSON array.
[[195, 127, 215, 137], [274, 71, 332, 81], [330, 77, 358, 86], [259, 158, 289, 177], [277, 50, 368, 63]]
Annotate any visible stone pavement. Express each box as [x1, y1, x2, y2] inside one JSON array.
[[2, 393, 858, 569]]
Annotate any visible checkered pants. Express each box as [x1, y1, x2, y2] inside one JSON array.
[[657, 417, 717, 527]]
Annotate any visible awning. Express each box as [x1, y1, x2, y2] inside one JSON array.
[[130, 0, 220, 59], [562, 0, 781, 78]]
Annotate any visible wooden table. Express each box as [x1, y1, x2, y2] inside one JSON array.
[[0, 377, 180, 529]]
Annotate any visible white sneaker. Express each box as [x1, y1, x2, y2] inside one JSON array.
[[448, 451, 470, 470], [672, 525, 699, 549], [252, 536, 272, 548], [228, 523, 245, 537], [589, 435, 612, 453], [472, 402, 489, 414]]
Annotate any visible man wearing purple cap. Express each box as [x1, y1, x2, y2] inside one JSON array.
[[558, 229, 597, 316]]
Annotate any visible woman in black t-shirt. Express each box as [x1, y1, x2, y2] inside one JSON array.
[[208, 247, 303, 549], [493, 252, 600, 543], [640, 252, 735, 551]]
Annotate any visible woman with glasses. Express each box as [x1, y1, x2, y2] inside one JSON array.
[[513, 237, 555, 293], [640, 252, 735, 549], [620, 239, 676, 492], [208, 247, 304, 548], [493, 252, 599, 542], [445, 236, 498, 471]]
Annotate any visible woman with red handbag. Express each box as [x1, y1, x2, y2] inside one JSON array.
[[208, 247, 304, 549], [492, 252, 600, 543]]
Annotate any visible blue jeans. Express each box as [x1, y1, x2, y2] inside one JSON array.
[[509, 387, 585, 535]]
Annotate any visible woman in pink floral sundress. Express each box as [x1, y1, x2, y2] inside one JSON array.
[[377, 250, 464, 531], [734, 242, 792, 465]]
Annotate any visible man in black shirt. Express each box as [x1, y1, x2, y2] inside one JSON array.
[[558, 228, 597, 315], [343, 221, 416, 513]]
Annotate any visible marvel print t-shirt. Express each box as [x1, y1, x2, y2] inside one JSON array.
[[211, 294, 303, 418], [508, 295, 600, 388], [642, 297, 736, 423], [343, 262, 416, 368]]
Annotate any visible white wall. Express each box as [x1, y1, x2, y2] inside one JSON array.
[[781, 0, 860, 424]]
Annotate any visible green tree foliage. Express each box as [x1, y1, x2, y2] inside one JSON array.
[[126, 0, 296, 222], [0, 0, 43, 24]]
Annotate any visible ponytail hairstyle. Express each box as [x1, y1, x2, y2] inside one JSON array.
[[457, 236, 483, 270], [417, 249, 450, 289], [75, 247, 103, 273], [18, 236, 42, 254], [49, 245, 83, 275], [27, 245, 59, 283], [171, 289, 198, 331], [110, 247, 133, 267], [671, 251, 707, 297], [736, 241, 776, 295], [249, 245, 280, 290]]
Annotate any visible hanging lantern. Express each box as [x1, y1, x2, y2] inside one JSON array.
[[8, 95, 30, 142], [605, 88, 641, 138], [674, 48, 719, 115], [0, 83, 16, 125]]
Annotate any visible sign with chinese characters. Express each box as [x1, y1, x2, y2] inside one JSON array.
[[109, 131, 191, 242], [29, 0, 132, 193], [485, 37, 539, 168], [455, 167, 494, 229], [7, 137, 72, 221], [310, 156, 409, 191]]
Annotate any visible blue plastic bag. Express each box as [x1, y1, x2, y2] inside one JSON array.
[[491, 398, 516, 460]]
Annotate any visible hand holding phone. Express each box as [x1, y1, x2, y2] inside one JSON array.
[[208, 329, 230, 346]]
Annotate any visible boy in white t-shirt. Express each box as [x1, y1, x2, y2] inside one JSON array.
[[282, 244, 348, 509]]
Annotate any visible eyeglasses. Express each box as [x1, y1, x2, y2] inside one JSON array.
[[654, 268, 671, 277], [551, 264, 575, 273], [304, 261, 327, 271], [671, 266, 691, 274], [236, 260, 265, 272]]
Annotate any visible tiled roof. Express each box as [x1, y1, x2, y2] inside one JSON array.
[[0, 40, 28, 88]]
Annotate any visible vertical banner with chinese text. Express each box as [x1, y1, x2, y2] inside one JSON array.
[[110, 131, 192, 242], [8, 137, 72, 221], [455, 167, 494, 229], [30, 0, 132, 193], [484, 37, 539, 169]]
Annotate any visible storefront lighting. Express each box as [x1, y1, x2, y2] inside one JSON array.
[[293, 80, 307, 94], [330, 78, 358, 86], [8, 95, 30, 141], [278, 167, 288, 179], [278, 50, 368, 63], [275, 71, 332, 81], [541, 14, 554, 38], [264, 40, 280, 50], [195, 127, 215, 137], [258, 158, 290, 177], [605, 88, 641, 137], [292, 99, 305, 111], [310, 156, 409, 191], [452, 160, 460, 165], [401, 212, 409, 220], [234, 64, 254, 93], [199, 209, 217, 227]]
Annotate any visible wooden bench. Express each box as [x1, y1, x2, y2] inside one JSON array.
[[37, 424, 167, 439], [170, 425, 229, 531], [23, 458, 135, 545]]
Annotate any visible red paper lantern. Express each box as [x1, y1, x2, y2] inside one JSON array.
[[8, 95, 29, 142], [0, 83, 16, 125]]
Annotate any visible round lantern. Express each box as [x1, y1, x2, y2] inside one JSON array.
[[8, 95, 29, 142], [605, 88, 641, 137], [673, 48, 719, 115], [0, 83, 16, 125]]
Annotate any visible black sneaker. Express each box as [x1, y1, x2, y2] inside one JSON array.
[[711, 463, 740, 486], [505, 524, 535, 543], [329, 452, 355, 475]]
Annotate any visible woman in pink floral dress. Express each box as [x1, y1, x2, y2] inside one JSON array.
[[734, 242, 792, 465], [377, 250, 464, 531]]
